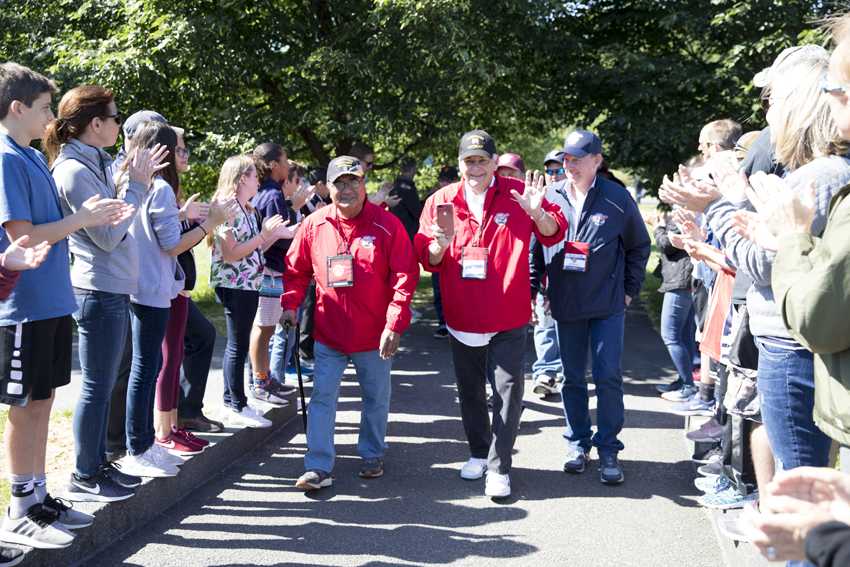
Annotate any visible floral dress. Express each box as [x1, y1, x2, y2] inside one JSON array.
[[210, 204, 264, 291]]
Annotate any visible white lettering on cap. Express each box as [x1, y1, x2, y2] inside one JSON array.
[[468, 136, 485, 149]]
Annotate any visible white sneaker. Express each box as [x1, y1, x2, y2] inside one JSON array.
[[460, 457, 487, 480], [485, 472, 511, 498], [148, 444, 185, 467], [118, 452, 178, 478], [229, 405, 272, 428]]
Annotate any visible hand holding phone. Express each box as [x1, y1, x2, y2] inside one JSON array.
[[436, 203, 455, 238]]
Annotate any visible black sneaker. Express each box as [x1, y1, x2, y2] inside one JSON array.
[[0, 545, 23, 567], [433, 327, 449, 339], [563, 448, 589, 474], [358, 459, 384, 479], [599, 453, 624, 485], [64, 471, 135, 503], [102, 462, 142, 488], [42, 494, 94, 530], [656, 379, 683, 394], [179, 414, 225, 433]]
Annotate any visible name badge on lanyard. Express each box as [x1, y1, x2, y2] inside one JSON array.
[[461, 246, 488, 280], [327, 254, 355, 287], [563, 241, 590, 272]]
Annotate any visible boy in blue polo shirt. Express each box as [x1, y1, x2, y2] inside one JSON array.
[[0, 62, 132, 551]]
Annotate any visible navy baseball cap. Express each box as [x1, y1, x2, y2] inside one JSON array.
[[543, 149, 565, 166], [123, 110, 167, 140], [458, 129, 497, 160], [563, 130, 602, 157]]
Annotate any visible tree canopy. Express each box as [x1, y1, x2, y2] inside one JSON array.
[[0, 0, 841, 195]]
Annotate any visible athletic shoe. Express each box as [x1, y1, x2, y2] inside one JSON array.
[[148, 443, 186, 467], [410, 308, 422, 324], [295, 470, 333, 491], [698, 457, 725, 478], [249, 381, 291, 407], [686, 419, 724, 442], [156, 433, 203, 456], [0, 546, 23, 567], [484, 472, 511, 498], [599, 454, 624, 485], [433, 326, 449, 339], [656, 379, 683, 394], [43, 494, 95, 529], [118, 452, 178, 478], [358, 459, 384, 479], [693, 446, 723, 465], [532, 373, 560, 398], [172, 427, 209, 449], [694, 474, 732, 495], [102, 462, 142, 488], [64, 472, 134, 504], [698, 487, 758, 510], [105, 448, 126, 463], [179, 414, 224, 433], [460, 457, 487, 480], [563, 447, 589, 474], [227, 405, 272, 429], [268, 380, 297, 397], [661, 385, 697, 402], [670, 397, 715, 417], [0, 504, 75, 549]]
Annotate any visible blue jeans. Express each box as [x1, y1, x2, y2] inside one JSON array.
[[73, 289, 130, 477], [532, 293, 562, 378], [216, 287, 259, 411], [126, 302, 171, 456], [660, 289, 696, 386], [305, 341, 392, 473], [557, 312, 626, 456], [270, 322, 297, 380], [756, 340, 831, 471]]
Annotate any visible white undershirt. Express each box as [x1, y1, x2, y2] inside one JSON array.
[[449, 177, 498, 347]]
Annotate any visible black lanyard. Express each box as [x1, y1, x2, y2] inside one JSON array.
[[332, 210, 355, 254], [464, 181, 497, 247]]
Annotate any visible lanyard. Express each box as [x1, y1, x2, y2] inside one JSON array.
[[464, 182, 497, 247], [332, 210, 356, 254], [236, 201, 264, 268]]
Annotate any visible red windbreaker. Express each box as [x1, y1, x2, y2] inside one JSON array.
[[282, 201, 419, 354], [414, 175, 567, 333]]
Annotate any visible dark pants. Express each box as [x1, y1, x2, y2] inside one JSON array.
[[215, 287, 258, 411], [450, 326, 526, 474], [106, 323, 132, 457], [299, 281, 316, 360], [557, 312, 626, 456], [432, 273, 445, 327], [178, 298, 216, 419]]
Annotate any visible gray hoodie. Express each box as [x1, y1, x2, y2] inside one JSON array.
[[53, 139, 146, 295], [129, 176, 184, 307], [705, 154, 850, 339]]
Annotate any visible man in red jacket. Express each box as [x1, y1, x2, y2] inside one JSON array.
[[282, 155, 419, 491], [415, 130, 567, 498]]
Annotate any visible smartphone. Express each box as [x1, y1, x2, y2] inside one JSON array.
[[436, 203, 455, 238]]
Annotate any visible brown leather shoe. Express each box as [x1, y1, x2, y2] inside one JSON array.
[[180, 414, 224, 433]]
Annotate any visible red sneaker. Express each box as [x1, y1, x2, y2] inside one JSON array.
[[692, 369, 702, 383], [172, 427, 209, 449], [156, 433, 204, 456]]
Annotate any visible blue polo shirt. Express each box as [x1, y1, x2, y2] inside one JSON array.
[[0, 133, 76, 325]]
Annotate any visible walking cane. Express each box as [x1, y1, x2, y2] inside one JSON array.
[[285, 321, 308, 432]]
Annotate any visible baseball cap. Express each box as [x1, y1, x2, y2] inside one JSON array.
[[753, 45, 829, 88], [543, 149, 565, 166], [308, 167, 327, 185], [327, 156, 365, 184], [496, 153, 525, 174], [563, 130, 602, 157], [438, 165, 459, 182], [458, 129, 497, 160], [123, 110, 167, 140]]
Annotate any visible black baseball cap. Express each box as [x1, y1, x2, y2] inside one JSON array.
[[458, 130, 497, 160], [543, 149, 565, 166], [563, 129, 602, 157]]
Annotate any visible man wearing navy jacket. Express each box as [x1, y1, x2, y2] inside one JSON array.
[[530, 130, 650, 485]]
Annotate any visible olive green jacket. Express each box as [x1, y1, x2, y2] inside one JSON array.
[[773, 183, 850, 446]]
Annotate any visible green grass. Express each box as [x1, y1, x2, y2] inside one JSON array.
[[191, 241, 226, 336], [638, 203, 663, 331]]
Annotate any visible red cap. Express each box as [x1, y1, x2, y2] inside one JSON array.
[[496, 153, 525, 174]]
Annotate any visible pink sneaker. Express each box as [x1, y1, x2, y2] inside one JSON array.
[[155, 433, 203, 456], [172, 427, 209, 449]]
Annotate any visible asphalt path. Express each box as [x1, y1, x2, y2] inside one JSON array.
[[88, 303, 723, 567]]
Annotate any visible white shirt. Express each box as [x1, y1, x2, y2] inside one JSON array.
[[450, 177, 498, 347]]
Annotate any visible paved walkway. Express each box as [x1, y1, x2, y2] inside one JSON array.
[[88, 304, 723, 566]]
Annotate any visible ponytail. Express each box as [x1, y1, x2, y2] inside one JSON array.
[[41, 85, 114, 165]]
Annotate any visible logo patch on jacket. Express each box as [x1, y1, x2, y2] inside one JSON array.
[[589, 213, 608, 226], [360, 235, 376, 248], [494, 212, 510, 225]]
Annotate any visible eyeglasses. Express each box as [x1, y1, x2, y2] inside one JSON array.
[[103, 112, 122, 125], [332, 178, 362, 190], [821, 78, 850, 97], [175, 147, 190, 158], [545, 167, 565, 176]]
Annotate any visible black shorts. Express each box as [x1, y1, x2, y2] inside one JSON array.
[[0, 315, 72, 406]]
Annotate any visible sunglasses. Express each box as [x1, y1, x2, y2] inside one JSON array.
[[103, 112, 123, 125], [821, 78, 850, 96], [545, 167, 565, 176]]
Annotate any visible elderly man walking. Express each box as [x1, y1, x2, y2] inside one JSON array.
[[415, 130, 567, 498], [282, 156, 419, 491]]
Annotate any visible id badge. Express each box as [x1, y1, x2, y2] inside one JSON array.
[[563, 241, 590, 272], [327, 254, 355, 287], [461, 246, 488, 280]]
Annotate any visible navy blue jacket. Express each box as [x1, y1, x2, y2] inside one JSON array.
[[252, 178, 297, 273], [530, 176, 651, 322]]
